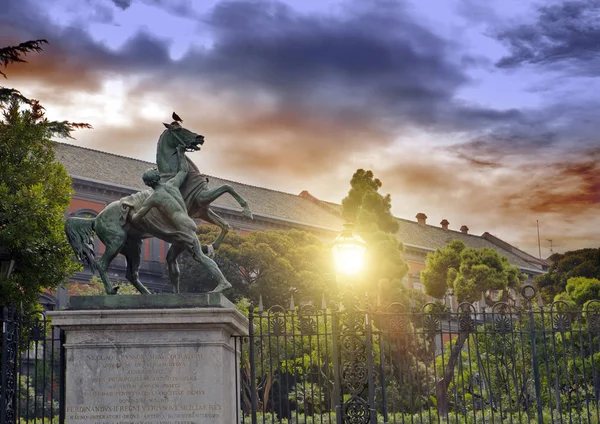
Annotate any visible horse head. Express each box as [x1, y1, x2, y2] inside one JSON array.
[[161, 119, 204, 152]]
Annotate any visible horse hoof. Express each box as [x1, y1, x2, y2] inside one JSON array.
[[109, 286, 119, 295], [243, 208, 253, 220]]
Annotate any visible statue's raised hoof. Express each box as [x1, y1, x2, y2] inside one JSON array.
[[243, 208, 253, 220], [108, 286, 119, 295]]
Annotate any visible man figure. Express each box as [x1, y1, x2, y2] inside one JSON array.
[[129, 145, 232, 293]]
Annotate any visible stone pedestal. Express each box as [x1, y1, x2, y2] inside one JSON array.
[[49, 294, 248, 424]]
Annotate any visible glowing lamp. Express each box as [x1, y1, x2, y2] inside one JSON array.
[[330, 223, 367, 276]]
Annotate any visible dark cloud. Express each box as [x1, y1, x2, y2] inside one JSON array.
[[111, 0, 132, 10], [495, 0, 600, 73], [2, 0, 521, 132], [195, 0, 517, 131]]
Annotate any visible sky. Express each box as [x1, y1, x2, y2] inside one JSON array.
[[2, 0, 600, 258]]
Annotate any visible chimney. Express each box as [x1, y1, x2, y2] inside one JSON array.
[[460, 225, 469, 234], [440, 219, 449, 230], [416, 213, 427, 226]]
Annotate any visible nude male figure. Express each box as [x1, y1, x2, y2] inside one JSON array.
[[130, 145, 232, 293]]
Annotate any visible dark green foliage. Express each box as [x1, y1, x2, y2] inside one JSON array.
[[178, 227, 335, 307], [0, 100, 81, 309], [341, 169, 409, 303], [554, 276, 600, 308], [0, 40, 89, 310], [341, 169, 399, 234], [420, 240, 525, 414], [535, 248, 600, 303], [421, 240, 524, 302]]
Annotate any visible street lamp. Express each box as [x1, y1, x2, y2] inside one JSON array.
[[329, 223, 377, 424], [330, 223, 367, 277], [0, 245, 15, 281]]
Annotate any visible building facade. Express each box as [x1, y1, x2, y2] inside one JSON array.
[[47, 142, 548, 308]]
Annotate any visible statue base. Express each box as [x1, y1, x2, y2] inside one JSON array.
[[49, 294, 248, 424]]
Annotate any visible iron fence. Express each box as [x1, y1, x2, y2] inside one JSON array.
[[2, 286, 600, 424], [1, 306, 64, 424], [235, 287, 600, 424]]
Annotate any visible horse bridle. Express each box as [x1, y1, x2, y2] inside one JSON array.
[[165, 126, 204, 153]]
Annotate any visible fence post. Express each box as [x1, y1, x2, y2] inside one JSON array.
[[526, 292, 544, 424], [365, 311, 377, 424], [248, 308, 258, 424], [1, 305, 19, 424], [59, 327, 66, 424], [331, 311, 342, 424]]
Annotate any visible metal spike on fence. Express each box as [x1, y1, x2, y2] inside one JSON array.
[[537, 292, 544, 308], [258, 295, 264, 312], [321, 293, 327, 310], [289, 295, 295, 311]]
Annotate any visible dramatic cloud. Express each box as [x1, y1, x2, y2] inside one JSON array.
[[495, 0, 600, 73], [2, 0, 600, 255]]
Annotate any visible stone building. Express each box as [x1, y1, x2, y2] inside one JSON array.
[[46, 142, 548, 308]]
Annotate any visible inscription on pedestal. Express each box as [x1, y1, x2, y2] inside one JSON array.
[[67, 347, 223, 424]]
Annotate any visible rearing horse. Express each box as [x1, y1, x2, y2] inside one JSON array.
[[64, 119, 252, 294], [155, 120, 253, 292]]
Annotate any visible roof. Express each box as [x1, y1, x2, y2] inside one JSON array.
[[54, 142, 544, 273], [54, 142, 345, 231], [395, 219, 541, 272]]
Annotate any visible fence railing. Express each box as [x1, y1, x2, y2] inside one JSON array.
[[3, 289, 600, 424], [1, 307, 64, 424], [235, 292, 600, 424]]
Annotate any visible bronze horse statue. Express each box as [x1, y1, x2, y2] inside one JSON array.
[[65, 119, 253, 294]]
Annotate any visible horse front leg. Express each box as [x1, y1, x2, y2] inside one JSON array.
[[197, 208, 230, 254], [166, 244, 185, 293], [197, 184, 253, 219]]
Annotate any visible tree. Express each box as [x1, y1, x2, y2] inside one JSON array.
[[535, 248, 600, 303], [554, 276, 600, 308], [340, 169, 409, 303], [0, 40, 90, 310], [341, 169, 399, 234], [178, 227, 335, 307], [420, 239, 525, 415]]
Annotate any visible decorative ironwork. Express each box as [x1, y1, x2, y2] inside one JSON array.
[[588, 313, 600, 334], [457, 303, 475, 333], [424, 314, 441, 334], [551, 300, 572, 332], [269, 315, 285, 336], [299, 315, 317, 335], [521, 285, 536, 301], [1, 306, 19, 424], [236, 297, 600, 424], [342, 396, 369, 424], [386, 303, 407, 334], [552, 313, 571, 332], [587, 301, 600, 334], [494, 314, 513, 334], [27, 312, 47, 341]]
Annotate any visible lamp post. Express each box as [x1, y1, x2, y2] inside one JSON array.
[[330, 223, 376, 424]]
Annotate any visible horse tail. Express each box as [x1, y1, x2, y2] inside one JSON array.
[[65, 217, 98, 272]]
